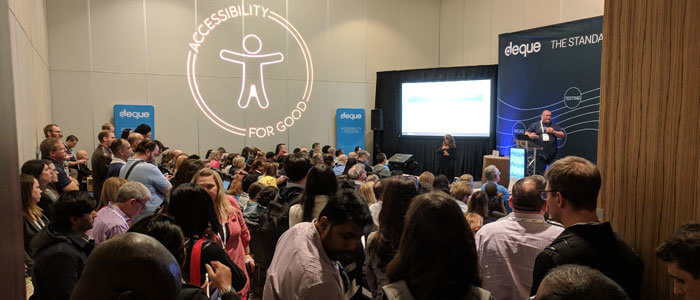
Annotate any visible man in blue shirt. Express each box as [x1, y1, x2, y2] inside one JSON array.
[[525, 110, 565, 175], [333, 154, 348, 176], [119, 140, 171, 223], [482, 165, 510, 213]]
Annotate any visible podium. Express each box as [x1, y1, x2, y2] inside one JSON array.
[[513, 138, 541, 176]]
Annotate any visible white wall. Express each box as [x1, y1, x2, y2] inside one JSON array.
[[8, 0, 52, 162], [45, 0, 603, 159], [439, 0, 604, 66], [47, 0, 441, 158]]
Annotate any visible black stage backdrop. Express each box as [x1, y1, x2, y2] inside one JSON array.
[[374, 65, 498, 180]]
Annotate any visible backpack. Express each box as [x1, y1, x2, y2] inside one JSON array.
[[252, 185, 303, 269]]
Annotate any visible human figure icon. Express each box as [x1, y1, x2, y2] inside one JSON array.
[[220, 34, 284, 109]]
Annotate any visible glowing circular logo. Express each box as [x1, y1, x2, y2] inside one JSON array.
[[186, 3, 313, 137]]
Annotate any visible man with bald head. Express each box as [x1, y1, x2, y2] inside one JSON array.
[[128, 132, 144, 151], [475, 175, 564, 300], [71, 232, 181, 300], [525, 110, 565, 175]]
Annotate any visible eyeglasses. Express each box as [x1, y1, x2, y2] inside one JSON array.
[[540, 190, 556, 200], [135, 198, 148, 210]]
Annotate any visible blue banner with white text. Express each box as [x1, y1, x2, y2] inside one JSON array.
[[114, 105, 155, 139], [336, 108, 365, 155], [497, 16, 602, 162]]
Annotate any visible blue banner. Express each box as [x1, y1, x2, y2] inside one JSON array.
[[497, 16, 602, 163], [114, 105, 155, 138], [509, 148, 526, 180], [336, 108, 365, 155]]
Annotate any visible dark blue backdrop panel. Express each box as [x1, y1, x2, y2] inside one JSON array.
[[375, 65, 498, 179], [497, 16, 603, 162]]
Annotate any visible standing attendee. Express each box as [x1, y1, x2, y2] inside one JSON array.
[[170, 158, 206, 191], [119, 140, 171, 222], [364, 176, 419, 298], [656, 222, 700, 299], [482, 164, 511, 213], [309, 142, 321, 157], [264, 190, 373, 300], [106, 138, 131, 178], [88, 181, 151, 245], [43, 123, 63, 139], [192, 168, 253, 299], [467, 190, 498, 224], [30, 191, 97, 300], [127, 132, 144, 151], [288, 164, 338, 227], [134, 123, 152, 139], [64, 135, 83, 168], [333, 154, 348, 176], [356, 150, 373, 173], [475, 175, 564, 300], [437, 133, 456, 179], [91, 130, 114, 200], [382, 191, 491, 299], [101, 122, 114, 132], [21, 159, 58, 219], [40, 137, 79, 193], [96, 177, 127, 209], [534, 265, 629, 300], [526, 110, 565, 175], [368, 179, 385, 226], [531, 156, 643, 299], [21, 174, 49, 266], [74, 150, 91, 191], [167, 184, 246, 290]]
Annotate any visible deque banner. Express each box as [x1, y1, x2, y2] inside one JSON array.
[[336, 108, 365, 155], [114, 105, 155, 139], [496, 16, 602, 163]]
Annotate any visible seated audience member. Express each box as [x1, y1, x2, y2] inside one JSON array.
[[482, 165, 511, 213], [356, 150, 373, 172], [475, 175, 564, 300], [192, 168, 254, 298], [322, 155, 334, 167], [365, 176, 419, 298], [465, 212, 484, 233], [433, 174, 451, 194], [483, 183, 507, 219], [347, 163, 367, 189], [173, 153, 190, 174], [417, 171, 434, 193], [321, 145, 331, 155], [368, 179, 385, 226], [128, 214, 242, 300], [120, 140, 171, 222], [168, 184, 246, 290], [333, 154, 348, 176], [354, 146, 362, 152], [310, 153, 324, 166], [134, 123, 152, 139], [289, 165, 338, 227], [170, 158, 206, 191], [534, 264, 629, 300], [275, 143, 287, 158], [341, 157, 358, 177], [382, 191, 491, 299], [467, 190, 497, 224], [30, 191, 97, 300], [89, 181, 151, 245], [107, 138, 131, 179], [531, 156, 643, 299], [335, 148, 343, 157], [239, 174, 260, 210], [358, 181, 377, 206], [265, 151, 276, 162], [309, 143, 321, 157], [264, 189, 373, 300], [450, 181, 472, 213], [92, 130, 115, 200], [228, 156, 247, 176], [21, 159, 57, 219], [365, 174, 380, 183], [120, 128, 131, 139], [248, 159, 265, 175], [70, 233, 182, 300], [459, 173, 475, 184], [97, 177, 128, 209], [74, 150, 91, 191], [656, 222, 700, 299], [227, 167, 248, 198], [21, 174, 49, 270], [242, 182, 264, 222], [348, 151, 357, 159], [372, 153, 391, 178], [40, 137, 79, 193], [258, 162, 278, 187], [127, 132, 144, 151]]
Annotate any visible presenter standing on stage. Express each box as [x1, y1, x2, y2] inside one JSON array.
[[437, 134, 456, 179], [525, 110, 565, 175]]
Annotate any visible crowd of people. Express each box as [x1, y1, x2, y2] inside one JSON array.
[[18, 122, 699, 300]]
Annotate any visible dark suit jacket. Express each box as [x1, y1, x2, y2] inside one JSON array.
[[90, 145, 112, 199]]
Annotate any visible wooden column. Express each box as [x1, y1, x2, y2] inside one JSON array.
[[599, 0, 700, 298]]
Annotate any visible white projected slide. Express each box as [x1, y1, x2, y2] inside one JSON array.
[[401, 80, 492, 137]]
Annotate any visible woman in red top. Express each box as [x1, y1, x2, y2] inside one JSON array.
[[193, 168, 254, 299]]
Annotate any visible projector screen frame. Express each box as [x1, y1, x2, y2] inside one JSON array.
[[398, 76, 497, 140]]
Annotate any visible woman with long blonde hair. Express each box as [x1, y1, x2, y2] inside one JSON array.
[[97, 177, 127, 209], [192, 168, 253, 299], [359, 181, 377, 206]]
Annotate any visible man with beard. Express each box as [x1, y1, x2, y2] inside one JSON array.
[[263, 189, 373, 300], [119, 140, 171, 223]]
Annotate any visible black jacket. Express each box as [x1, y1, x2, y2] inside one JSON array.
[[530, 222, 643, 299], [30, 226, 94, 300]]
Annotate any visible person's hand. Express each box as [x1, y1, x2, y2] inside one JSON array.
[[529, 133, 539, 140], [546, 127, 554, 133], [205, 261, 232, 292], [77, 159, 87, 164], [276, 176, 287, 185], [165, 174, 173, 180], [245, 254, 255, 272]]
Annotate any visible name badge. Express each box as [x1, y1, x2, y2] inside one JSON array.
[[542, 134, 550, 141]]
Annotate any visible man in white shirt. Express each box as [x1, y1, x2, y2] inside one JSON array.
[[264, 190, 373, 300], [475, 175, 564, 300]]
